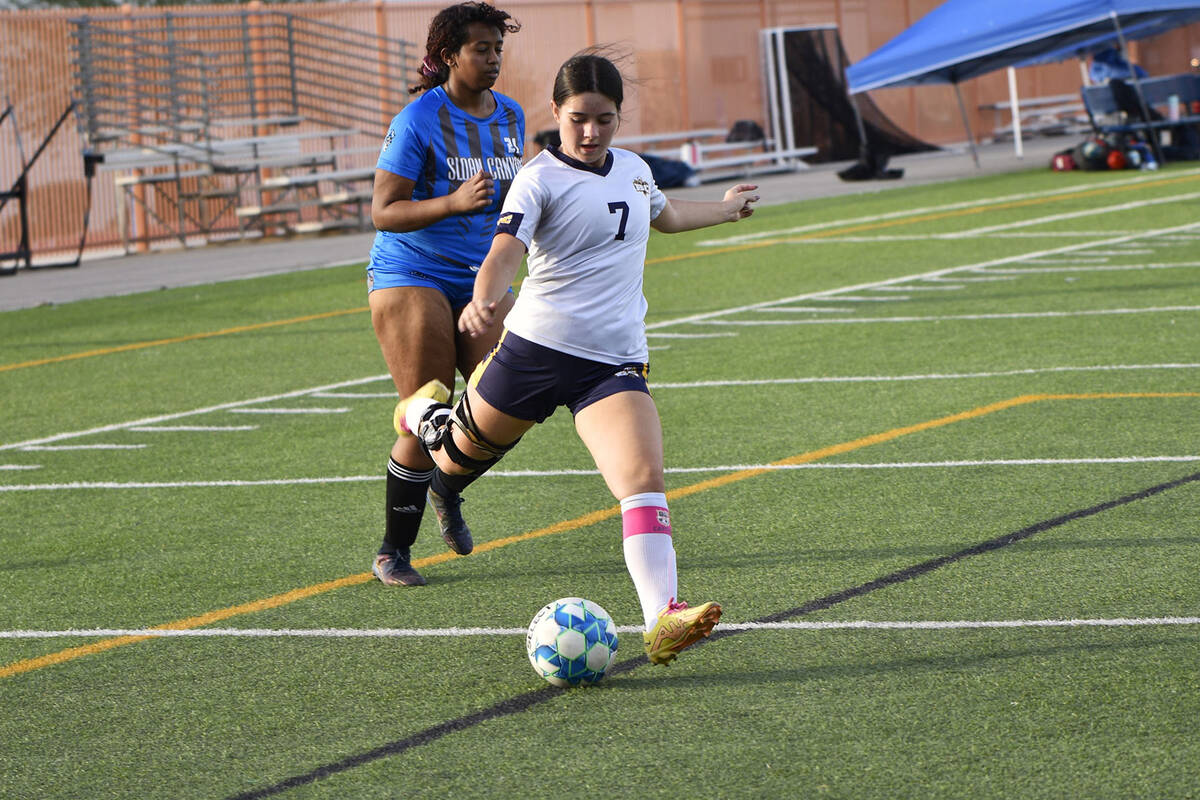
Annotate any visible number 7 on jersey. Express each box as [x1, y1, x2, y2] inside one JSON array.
[[607, 201, 629, 241]]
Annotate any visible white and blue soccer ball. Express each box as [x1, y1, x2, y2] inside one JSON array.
[[526, 597, 618, 687]]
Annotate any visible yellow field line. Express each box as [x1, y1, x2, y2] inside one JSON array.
[[3, 390, 1194, 680], [7, 172, 1197, 373], [0, 573, 375, 678], [0, 307, 369, 373]]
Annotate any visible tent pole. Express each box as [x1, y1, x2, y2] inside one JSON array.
[[850, 92, 869, 155], [953, 81, 981, 168], [1110, 11, 1165, 165], [1006, 66, 1023, 158], [763, 29, 786, 167]]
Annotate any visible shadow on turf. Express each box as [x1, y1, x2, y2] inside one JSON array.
[[612, 631, 1197, 691], [683, 533, 1200, 570], [227, 469, 1200, 800]]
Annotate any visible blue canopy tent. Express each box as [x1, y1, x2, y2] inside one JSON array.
[[845, 0, 1200, 165]]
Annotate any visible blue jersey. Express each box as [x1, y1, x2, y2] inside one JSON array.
[[370, 86, 524, 274]]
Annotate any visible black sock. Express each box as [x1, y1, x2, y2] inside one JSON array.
[[430, 467, 481, 497], [382, 458, 433, 554]]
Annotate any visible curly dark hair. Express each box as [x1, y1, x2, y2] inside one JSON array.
[[410, 2, 521, 94]]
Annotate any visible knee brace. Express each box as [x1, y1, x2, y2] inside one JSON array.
[[421, 391, 520, 476]]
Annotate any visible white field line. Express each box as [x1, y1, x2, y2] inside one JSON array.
[[4, 457, 1198, 492], [0, 374, 391, 452], [128, 426, 259, 432], [5, 220, 1198, 455], [753, 306, 856, 313], [795, 235, 1184, 248], [875, 285, 964, 292], [647, 221, 1200, 331], [646, 332, 739, 338], [818, 295, 909, 302], [987, 231, 1140, 238], [310, 392, 397, 399], [696, 167, 1200, 246], [3, 363, 1198, 457], [20, 444, 146, 451], [703, 306, 1200, 326], [229, 407, 349, 415], [4, 616, 1198, 639], [473, 457, 1200, 478], [1022, 257, 1113, 264], [987, 262, 1200, 274], [940, 191, 1200, 238], [1, 464, 40, 471], [650, 363, 1200, 388], [1082, 249, 1155, 256], [931, 275, 1016, 283], [781, 232, 1142, 243]]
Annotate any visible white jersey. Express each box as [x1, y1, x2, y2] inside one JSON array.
[[495, 146, 668, 364]]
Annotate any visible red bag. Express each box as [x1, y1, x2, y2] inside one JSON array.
[[1051, 153, 1077, 171]]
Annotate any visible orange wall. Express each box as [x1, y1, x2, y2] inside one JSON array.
[[2, 0, 1198, 254]]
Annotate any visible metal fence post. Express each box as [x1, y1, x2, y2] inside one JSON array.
[[287, 14, 299, 119]]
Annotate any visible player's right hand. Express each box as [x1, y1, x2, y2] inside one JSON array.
[[450, 170, 495, 213]]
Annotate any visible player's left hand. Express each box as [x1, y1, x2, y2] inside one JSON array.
[[458, 298, 499, 337], [723, 183, 759, 220]]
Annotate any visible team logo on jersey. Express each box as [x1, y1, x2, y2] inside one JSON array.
[[447, 155, 522, 182], [380, 128, 395, 154], [632, 177, 652, 196]]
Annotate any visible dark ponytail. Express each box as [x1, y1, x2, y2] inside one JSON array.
[[552, 53, 625, 111]]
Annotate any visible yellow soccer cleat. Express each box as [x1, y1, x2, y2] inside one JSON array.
[[643, 598, 722, 665], [393, 379, 450, 437]]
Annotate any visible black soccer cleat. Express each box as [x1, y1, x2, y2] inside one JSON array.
[[427, 487, 473, 555], [372, 550, 427, 586]]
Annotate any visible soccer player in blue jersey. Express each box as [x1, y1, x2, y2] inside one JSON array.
[[397, 52, 760, 665], [367, 2, 524, 587]]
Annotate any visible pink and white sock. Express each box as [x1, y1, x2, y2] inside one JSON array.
[[620, 492, 678, 630]]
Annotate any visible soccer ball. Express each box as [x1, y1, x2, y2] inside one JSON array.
[[526, 597, 618, 687]]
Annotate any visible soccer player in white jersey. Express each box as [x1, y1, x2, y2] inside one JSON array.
[[367, 3, 523, 587], [398, 52, 759, 665]]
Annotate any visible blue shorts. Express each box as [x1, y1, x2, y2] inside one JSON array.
[[367, 236, 478, 307], [366, 263, 477, 308], [470, 330, 651, 423]]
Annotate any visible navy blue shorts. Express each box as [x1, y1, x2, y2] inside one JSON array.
[[469, 330, 651, 423]]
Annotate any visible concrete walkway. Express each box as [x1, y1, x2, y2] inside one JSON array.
[[0, 137, 1065, 312]]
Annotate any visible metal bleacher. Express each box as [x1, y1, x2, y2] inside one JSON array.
[[71, 10, 415, 250], [1081, 74, 1200, 136]]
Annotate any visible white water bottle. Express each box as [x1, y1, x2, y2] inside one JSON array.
[[1167, 94, 1181, 122]]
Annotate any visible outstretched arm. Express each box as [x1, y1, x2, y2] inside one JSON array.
[[458, 233, 527, 338], [650, 183, 760, 234]]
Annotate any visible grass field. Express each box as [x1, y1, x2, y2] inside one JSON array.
[[2, 163, 1199, 799]]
